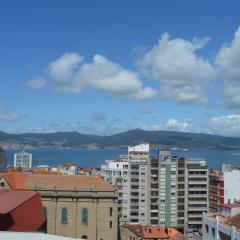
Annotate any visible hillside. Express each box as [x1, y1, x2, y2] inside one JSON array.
[[0, 129, 240, 149]]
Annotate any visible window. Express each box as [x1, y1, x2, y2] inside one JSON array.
[[110, 220, 112, 228], [205, 224, 209, 233], [82, 208, 88, 225], [0, 182, 5, 187], [110, 207, 112, 217], [61, 207, 68, 224], [43, 207, 48, 218], [212, 227, 215, 237]]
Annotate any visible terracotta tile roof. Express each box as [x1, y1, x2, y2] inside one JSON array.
[[0, 189, 37, 213], [224, 214, 240, 230], [222, 203, 240, 209], [0, 172, 30, 189], [0, 172, 114, 191], [209, 171, 223, 177], [125, 224, 185, 239]]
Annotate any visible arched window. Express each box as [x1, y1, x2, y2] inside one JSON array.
[[82, 208, 88, 225], [61, 207, 68, 224], [81, 235, 88, 239]]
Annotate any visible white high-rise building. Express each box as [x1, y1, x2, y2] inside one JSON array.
[[14, 151, 32, 169], [101, 155, 129, 223], [101, 143, 209, 233]]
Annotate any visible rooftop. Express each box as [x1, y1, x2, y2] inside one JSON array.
[[0, 172, 114, 191], [125, 224, 185, 239], [222, 203, 240, 209], [209, 171, 223, 178], [0, 189, 37, 214]]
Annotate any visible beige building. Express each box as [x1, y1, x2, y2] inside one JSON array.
[[0, 172, 118, 240]]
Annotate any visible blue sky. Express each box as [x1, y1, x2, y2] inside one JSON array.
[[1, 0, 240, 136]]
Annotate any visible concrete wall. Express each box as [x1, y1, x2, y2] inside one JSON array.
[[224, 169, 240, 203]]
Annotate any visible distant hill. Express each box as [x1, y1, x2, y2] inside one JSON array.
[[1, 129, 240, 149]]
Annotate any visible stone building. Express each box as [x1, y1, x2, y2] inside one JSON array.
[[0, 172, 118, 240]]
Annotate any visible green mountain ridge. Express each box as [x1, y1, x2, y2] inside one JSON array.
[[0, 129, 240, 149]]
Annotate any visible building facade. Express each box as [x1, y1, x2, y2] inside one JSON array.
[[209, 166, 240, 213], [101, 143, 209, 232], [203, 204, 240, 240], [0, 173, 118, 240], [14, 151, 32, 169], [209, 171, 224, 212], [0, 148, 7, 173]]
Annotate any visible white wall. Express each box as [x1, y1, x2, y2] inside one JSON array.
[[224, 169, 240, 203]]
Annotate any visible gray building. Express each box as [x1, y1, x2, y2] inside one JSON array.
[[0, 148, 7, 173]]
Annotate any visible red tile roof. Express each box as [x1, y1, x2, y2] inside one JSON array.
[[0, 189, 45, 231], [0, 172, 114, 191], [125, 224, 185, 239], [0, 189, 37, 213]]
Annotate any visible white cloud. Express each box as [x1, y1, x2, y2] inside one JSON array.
[[215, 27, 240, 108], [42, 53, 157, 100], [0, 108, 19, 121], [210, 115, 240, 137], [165, 118, 195, 132], [137, 33, 216, 104], [140, 118, 195, 132], [27, 77, 47, 91]]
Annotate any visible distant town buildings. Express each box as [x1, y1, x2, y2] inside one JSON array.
[[101, 143, 209, 233], [209, 165, 240, 212], [0, 148, 7, 173], [0, 172, 118, 240], [14, 151, 32, 169]]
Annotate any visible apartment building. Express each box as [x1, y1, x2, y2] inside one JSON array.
[[128, 143, 151, 225], [0, 148, 7, 172], [184, 159, 209, 231], [14, 151, 32, 169], [101, 143, 209, 233], [209, 171, 224, 212], [209, 166, 240, 213], [101, 155, 129, 224]]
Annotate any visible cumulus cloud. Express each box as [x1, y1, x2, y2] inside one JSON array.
[[140, 118, 195, 132], [137, 33, 216, 104], [209, 115, 240, 137], [0, 108, 19, 121], [36, 53, 157, 100], [27, 77, 47, 91], [215, 27, 240, 108], [165, 118, 195, 132]]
